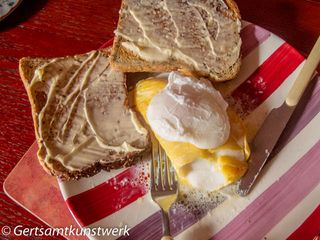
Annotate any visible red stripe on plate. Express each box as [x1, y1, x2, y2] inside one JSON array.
[[66, 167, 147, 226], [288, 204, 320, 240], [232, 43, 304, 114]]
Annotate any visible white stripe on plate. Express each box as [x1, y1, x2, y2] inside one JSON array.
[[175, 112, 320, 240], [59, 168, 126, 199]]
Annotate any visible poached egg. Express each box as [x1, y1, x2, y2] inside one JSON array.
[[147, 72, 230, 149], [134, 72, 250, 191]]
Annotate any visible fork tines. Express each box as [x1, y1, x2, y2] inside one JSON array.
[[151, 138, 177, 193]]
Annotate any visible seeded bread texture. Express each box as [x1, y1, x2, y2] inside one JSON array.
[[19, 48, 150, 181], [110, 0, 242, 82]]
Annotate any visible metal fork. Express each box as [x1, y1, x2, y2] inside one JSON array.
[[150, 136, 178, 240]]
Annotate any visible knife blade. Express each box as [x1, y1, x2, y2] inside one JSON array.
[[237, 103, 294, 196], [237, 36, 320, 196]]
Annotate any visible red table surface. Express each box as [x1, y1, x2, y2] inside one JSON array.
[[0, 0, 319, 239]]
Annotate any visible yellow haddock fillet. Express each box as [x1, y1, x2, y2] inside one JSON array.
[[133, 78, 250, 189]]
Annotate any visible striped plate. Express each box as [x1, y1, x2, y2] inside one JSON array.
[[59, 22, 320, 240]]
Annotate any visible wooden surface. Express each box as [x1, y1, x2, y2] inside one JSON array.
[[0, 0, 319, 238]]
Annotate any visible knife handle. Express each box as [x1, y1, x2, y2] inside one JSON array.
[[286, 36, 320, 107]]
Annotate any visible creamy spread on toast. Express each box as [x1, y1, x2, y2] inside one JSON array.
[[29, 50, 148, 171], [115, 0, 241, 78]]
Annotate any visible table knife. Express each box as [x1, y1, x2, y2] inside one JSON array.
[[237, 36, 320, 196]]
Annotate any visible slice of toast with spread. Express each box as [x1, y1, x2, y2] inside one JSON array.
[[110, 0, 242, 82], [19, 48, 150, 180]]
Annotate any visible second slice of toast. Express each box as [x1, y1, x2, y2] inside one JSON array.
[[110, 0, 242, 82]]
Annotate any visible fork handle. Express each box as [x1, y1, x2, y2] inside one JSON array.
[[161, 236, 174, 240], [161, 209, 172, 239]]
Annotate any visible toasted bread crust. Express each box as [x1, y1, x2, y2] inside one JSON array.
[[224, 0, 241, 20], [110, 0, 242, 82], [110, 37, 241, 82], [19, 49, 150, 181]]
